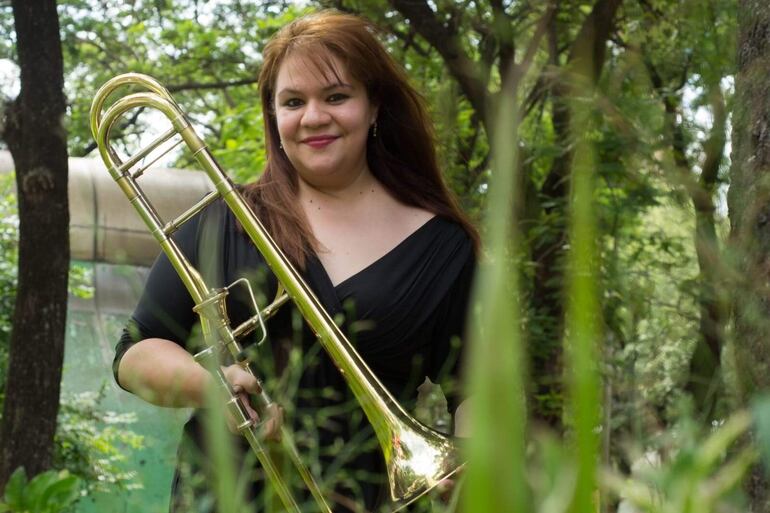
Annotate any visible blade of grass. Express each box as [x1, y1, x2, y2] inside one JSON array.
[[566, 78, 601, 513], [464, 83, 529, 511]]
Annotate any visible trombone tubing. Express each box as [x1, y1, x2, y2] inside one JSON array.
[[91, 79, 325, 513]]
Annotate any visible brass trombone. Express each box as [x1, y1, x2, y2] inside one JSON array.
[[90, 73, 465, 512]]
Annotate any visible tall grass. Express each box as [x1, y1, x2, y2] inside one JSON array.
[[458, 40, 759, 513], [463, 47, 600, 513], [464, 82, 530, 511], [564, 74, 601, 513]]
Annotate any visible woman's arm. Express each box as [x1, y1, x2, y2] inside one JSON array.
[[117, 337, 210, 408], [118, 337, 280, 436], [115, 208, 210, 408]]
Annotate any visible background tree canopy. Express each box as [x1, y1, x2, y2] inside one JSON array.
[[3, 0, 770, 512]]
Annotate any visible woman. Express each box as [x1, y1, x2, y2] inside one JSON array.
[[114, 10, 478, 513]]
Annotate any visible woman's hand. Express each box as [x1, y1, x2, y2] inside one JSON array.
[[220, 364, 284, 441], [453, 399, 471, 437]]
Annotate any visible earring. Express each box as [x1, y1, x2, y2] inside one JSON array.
[[279, 140, 284, 149], [372, 121, 378, 138]]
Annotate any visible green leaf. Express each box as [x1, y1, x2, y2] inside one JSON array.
[[3, 467, 28, 510], [26, 470, 61, 512], [40, 474, 82, 512]]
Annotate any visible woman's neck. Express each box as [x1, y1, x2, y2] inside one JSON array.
[[297, 167, 380, 209]]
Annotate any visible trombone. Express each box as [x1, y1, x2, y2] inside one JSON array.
[[90, 73, 465, 512]]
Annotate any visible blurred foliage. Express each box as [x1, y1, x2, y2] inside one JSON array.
[[603, 408, 755, 513], [0, 0, 763, 511], [0, 468, 82, 513], [0, 173, 17, 407], [54, 0, 307, 183], [54, 388, 144, 496]]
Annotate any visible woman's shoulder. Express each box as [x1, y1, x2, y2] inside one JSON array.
[[395, 205, 435, 234], [386, 194, 473, 245], [399, 213, 475, 269], [428, 214, 475, 245]]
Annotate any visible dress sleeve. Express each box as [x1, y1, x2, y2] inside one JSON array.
[[427, 248, 476, 414], [112, 213, 202, 388]]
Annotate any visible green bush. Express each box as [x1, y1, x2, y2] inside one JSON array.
[[0, 468, 81, 513], [0, 172, 18, 404], [54, 387, 144, 495], [603, 408, 756, 513]]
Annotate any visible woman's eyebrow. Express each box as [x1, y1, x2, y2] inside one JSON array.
[[277, 83, 354, 96]]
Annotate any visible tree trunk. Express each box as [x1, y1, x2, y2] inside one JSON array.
[[729, 1, 770, 510], [688, 87, 727, 422], [0, 0, 69, 490], [730, 0, 770, 408], [646, 57, 728, 420], [528, 0, 623, 429]]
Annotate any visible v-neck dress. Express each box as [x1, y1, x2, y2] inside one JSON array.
[[114, 201, 476, 512]]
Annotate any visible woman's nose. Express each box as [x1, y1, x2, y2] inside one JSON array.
[[301, 100, 331, 126]]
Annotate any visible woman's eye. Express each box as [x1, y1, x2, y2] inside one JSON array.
[[328, 93, 348, 103], [284, 98, 303, 108]]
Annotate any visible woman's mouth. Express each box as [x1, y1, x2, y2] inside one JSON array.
[[301, 135, 338, 149]]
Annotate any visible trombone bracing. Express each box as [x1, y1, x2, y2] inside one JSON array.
[[90, 73, 465, 512]]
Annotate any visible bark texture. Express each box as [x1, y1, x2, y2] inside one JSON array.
[[0, 0, 70, 490], [730, 0, 770, 406], [729, 1, 770, 510]]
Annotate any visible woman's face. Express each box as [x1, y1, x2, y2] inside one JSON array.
[[273, 51, 378, 190]]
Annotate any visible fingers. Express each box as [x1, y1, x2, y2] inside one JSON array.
[[260, 403, 284, 442], [435, 466, 465, 505], [226, 394, 284, 440], [435, 479, 454, 503], [220, 364, 284, 440], [237, 390, 259, 423], [222, 390, 258, 434], [222, 364, 262, 395]]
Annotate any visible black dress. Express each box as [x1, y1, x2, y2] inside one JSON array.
[[114, 201, 475, 513]]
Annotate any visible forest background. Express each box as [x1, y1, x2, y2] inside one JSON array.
[[1, 0, 770, 512]]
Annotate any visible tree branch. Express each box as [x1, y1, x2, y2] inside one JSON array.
[[491, 0, 514, 82], [76, 105, 145, 157], [701, 86, 727, 193], [388, 0, 489, 123], [166, 77, 258, 93], [508, 4, 555, 94], [568, 0, 624, 83], [540, 0, 624, 199], [391, 26, 431, 57]]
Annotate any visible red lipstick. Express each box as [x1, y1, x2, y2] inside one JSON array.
[[301, 135, 338, 148]]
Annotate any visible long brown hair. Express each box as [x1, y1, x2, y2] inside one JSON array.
[[243, 10, 479, 268]]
